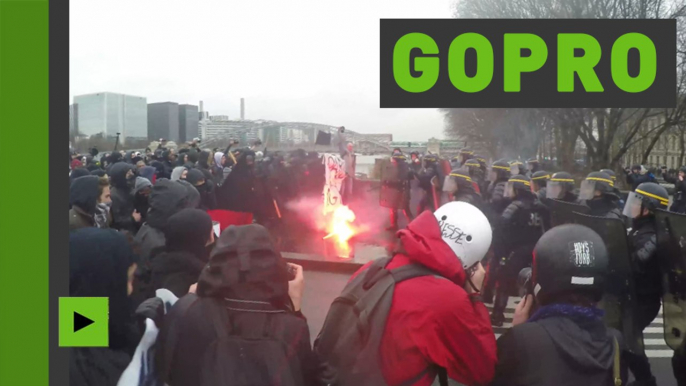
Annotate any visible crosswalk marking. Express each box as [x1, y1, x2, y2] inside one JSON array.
[[486, 297, 673, 358]]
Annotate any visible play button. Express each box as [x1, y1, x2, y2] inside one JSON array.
[[59, 297, 109, 347], [73, 312, 95, 333]]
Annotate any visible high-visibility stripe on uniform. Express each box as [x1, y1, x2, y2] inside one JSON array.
[[586, 177, 614, 186], [509, 179, 531, 186], [551, 178, 574, 182], [492, 165, 510, 171], [532, 174, 551, 180], [450, 173, 472, 181]]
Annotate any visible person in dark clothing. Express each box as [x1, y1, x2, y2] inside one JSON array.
[[530, 170, 550, 201], [622, 182, 670, 386], [664, 166, 686, 213], [492, 224, 627, 386], [70, 167, 91, 182], [490, 175, 543, 327], [626, 165, 652, 192], [463, 158, 486, 195], [109, 162, 139, 233], [70, 228, 140, 386], [526, 157, 541, 175], [150, 209, 214, 298], [156, 224, 321, 386], [91, 169, 107, 178], [416, 154, 441, 214], [486, 159, 512, 215], [444, 167, 486, 213], [70, 176, 112, 231], [133, 177, 152, 226], [578, 171, 623, 219], [186, 168, 217, 210], [546, 171, 578, 202], [196, 150, 215, 182], [385, 150, 415, 230], [132, 179, 196, 307], [160, 150, 176, 179], [216, 150, 257, 214], [139, 165, 156, 184]]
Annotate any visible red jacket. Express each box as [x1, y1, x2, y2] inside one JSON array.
[[352, 211, 497, 386]]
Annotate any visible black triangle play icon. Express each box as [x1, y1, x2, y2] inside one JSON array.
[[73, 312, 95, 332]]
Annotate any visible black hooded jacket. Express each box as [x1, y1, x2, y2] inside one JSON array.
[[69, 228, 139, 386], [629, 215, 661, 299], [492, 315, 626, 386], [150, 209, 213, 298], [109, 163, 137, 233], [187, 169, 217, 210], [156, 224, 321, 386], [217, 150, 257, 213], [70, 176, 100, 230]]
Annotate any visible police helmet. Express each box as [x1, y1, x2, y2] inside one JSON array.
[[531, 170, 551, 192], [579, 172, 617, 201], [504, 175, 532, 199], [533, 224, 609, 304], [490, 159, 511, 182], [599, 169, 617, 182], [546, 171, 576, 199], [443, 168, 477, 195], [623, 182, 669, 219]]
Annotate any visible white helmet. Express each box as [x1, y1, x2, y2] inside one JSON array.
[[433, 201, 492, 270]]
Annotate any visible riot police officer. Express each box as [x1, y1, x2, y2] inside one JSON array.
[[526, 157, 541, 176], [408, 151, 422, 174], [443, 168, 486, 211], [530, 170, 550, 201], [459, 147, 474, 166], [546, 171, 578, 202], [474, 155, 490, 194], [384, 150, 414, 230], [509, 160, 527, 176], [664, 166, 686, 213], [491, 175, 543, 327], [487, 159, 512, 215], [622, 182, 670, 386], [578, 171, 623, 219], [416, 154, 441, 214], [463, 158, 485, 195]]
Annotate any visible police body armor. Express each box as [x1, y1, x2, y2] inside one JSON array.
[[655, 209, 686, 350], [573, 212, 644, 355], [379, 158, 410, 210]]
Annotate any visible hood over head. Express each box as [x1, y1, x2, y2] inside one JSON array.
[[198, 150, 211, 168], [70, 228, 135, 350], [163, 208, 213, 260], [197, 224, 290, 307], [146, 179, 192, 229], [186, 169, 205, 186], [171, 166, 187, 181], [70, 175, 101, 214], [177, 180, 200, 209], [214, 152, 224, 167], [91, 169, 107, 177], [139, 166, 156, 183], [109, 162, 135, 190], [187, 151, 199, 165], [70, 168, 91, 182], [134, 176, 152, 194], [396, 211, 467, 286]]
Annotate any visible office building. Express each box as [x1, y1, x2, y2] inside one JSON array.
[[179, 104, 199, 142], [148, 102, 179, 142], [69, 104, 79, 137], [73, 92, 147, 144], [210, 115, 230, 122], [240, 98, 245, 120]]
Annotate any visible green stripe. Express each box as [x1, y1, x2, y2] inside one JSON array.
[[0, 2, 49, 385]]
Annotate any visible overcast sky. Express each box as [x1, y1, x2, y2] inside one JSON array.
[[70, 0, 455, 141]]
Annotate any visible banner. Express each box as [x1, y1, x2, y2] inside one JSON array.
[[322, 153, 346, 214]]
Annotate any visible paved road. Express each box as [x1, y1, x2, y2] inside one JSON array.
[[489, 296, 677, 386]]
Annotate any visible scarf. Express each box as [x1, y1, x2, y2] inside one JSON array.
[[529, 303, 604, 324], [94, 202, 110, 229]]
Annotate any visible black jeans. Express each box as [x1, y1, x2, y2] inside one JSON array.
[[627, 296, 661, 381]]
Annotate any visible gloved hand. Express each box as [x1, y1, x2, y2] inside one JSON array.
[[135, 297, 164, 329]]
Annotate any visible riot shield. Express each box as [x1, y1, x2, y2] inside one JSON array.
[[548, 199, 590, 228], [573, 212, 644, 355], [379, 159, 405, 209], [655, 209, 686, 350]]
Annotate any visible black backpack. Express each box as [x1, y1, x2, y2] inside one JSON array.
[[161, 294, 303, 386], [314, 257, 448, 386]]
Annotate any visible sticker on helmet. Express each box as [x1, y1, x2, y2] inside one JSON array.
[[569, 241, 595, 267]]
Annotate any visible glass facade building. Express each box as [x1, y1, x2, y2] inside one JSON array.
[[73, 92, 148, 143]]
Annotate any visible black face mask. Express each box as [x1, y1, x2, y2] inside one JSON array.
[[126, 172, 137, 188]]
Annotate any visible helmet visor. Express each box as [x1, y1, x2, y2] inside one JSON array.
[[443, 175, 458, 193], [510, 164, 520, 175], [579, 180, 600, 201], [504, 181, 516, 199], [623, 191, 644, 219], [489, 170, 498, 182], [546, 181, 565, 199]]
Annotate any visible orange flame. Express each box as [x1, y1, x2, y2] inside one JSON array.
[[323, 205, 356, 250]]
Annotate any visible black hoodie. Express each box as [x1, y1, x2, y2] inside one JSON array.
[[217, 150, 257, 212], [70, 228, 139, 386], [492, 315, 626, 386], [150, 209, 213, 298], [109, 163, 137, 233], [156, 224, 321, 386], [186, 169, 217, 210], [69, 176, 100, 230]]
